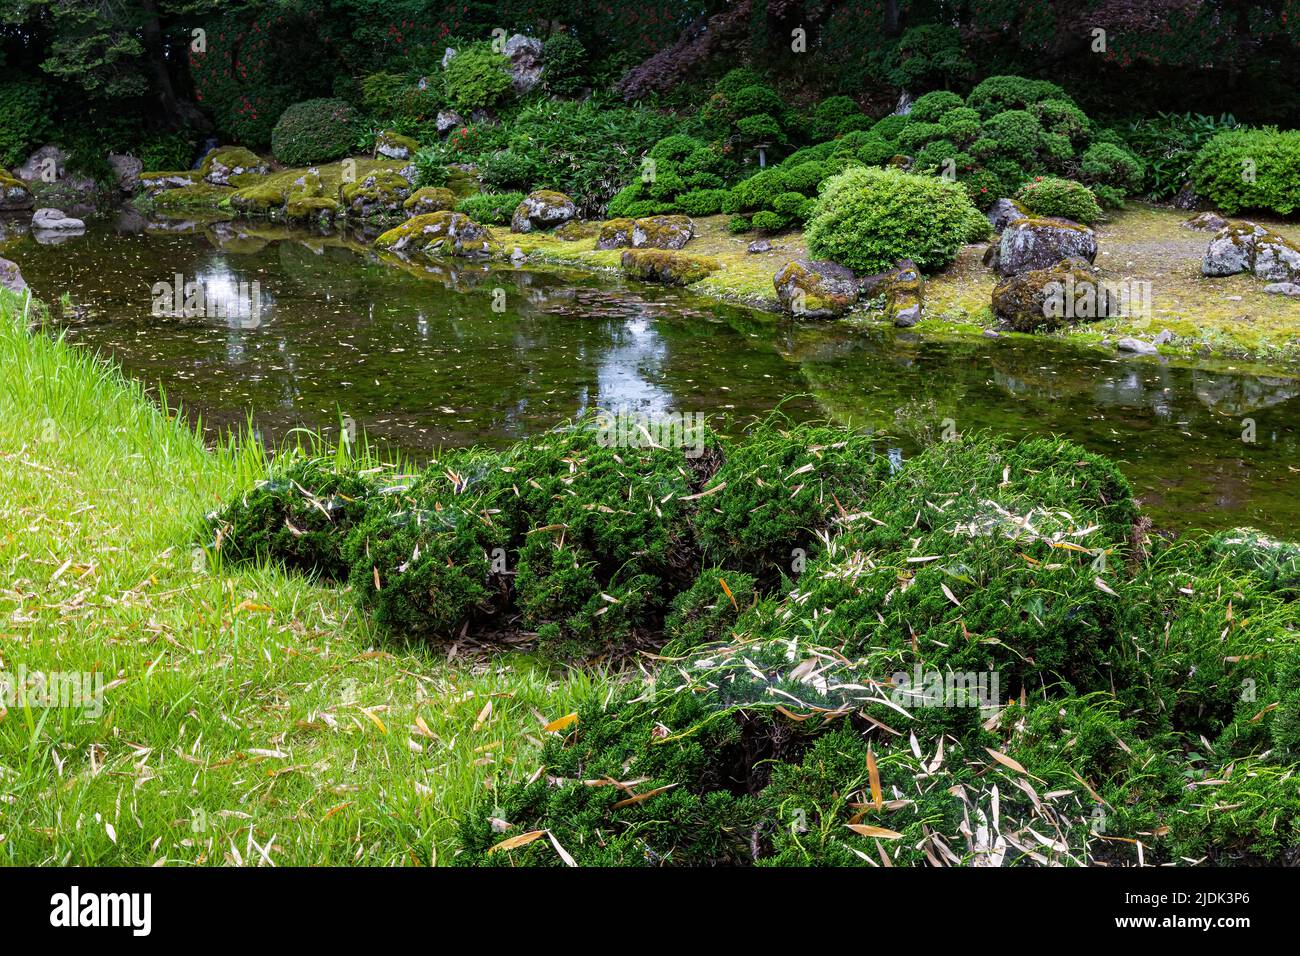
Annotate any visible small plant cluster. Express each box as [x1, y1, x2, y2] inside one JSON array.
[[1014, 176, 1104, 225], [446, 433, 1300, 867]]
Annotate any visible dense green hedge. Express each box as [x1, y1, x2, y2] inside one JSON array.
[[270, 98, 363, 166], [1192, 127, 1300, 215]]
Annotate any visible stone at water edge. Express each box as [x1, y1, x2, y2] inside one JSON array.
[[1181, 211, 1228, 232], [32, 208, 86, 231], [620, 249, 719, 286], [0, 256, 26, 294], [860, 259, 925, 327], [374, 211, 493, 258], [510, 190, 578, 233], [16, 145, 68, 182], [773, 258, 860, 318], [995, 218, 1098, 277], [1117, 337, 1158, 355], [596, 215, 694, 250], [0, 170, 35, 211], [991, 257, 1118, 333], [1265, 282, 1300, 297], [403, 187, 457, 217]]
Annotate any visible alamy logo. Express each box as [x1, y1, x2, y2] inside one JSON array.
[[151, 273, 262, 324], [50, 886, 151, 936], [890, 665, 1000, 709], [0, 666, 103, 718]]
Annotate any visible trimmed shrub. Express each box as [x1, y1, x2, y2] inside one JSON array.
[[542, 33, 587, 96], [676, 188, 729, 215], [271, 98, 362, 166], [1191, 127, 1300, 215], [806, 166, 982, 273], [908, 90, 964, 124], [1015, 177, 1104, 224], [810, 95, 862, 141], [966, 75, 1070, 118], [443, 43, 513, 112]]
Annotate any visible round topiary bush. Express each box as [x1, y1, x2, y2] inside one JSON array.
[[806, 166, 982, 274], [1191, 128, 1300, 215], [1015, 176, 1103, 224], [444, 43, 513, 112], [271, 98, 362, 166]]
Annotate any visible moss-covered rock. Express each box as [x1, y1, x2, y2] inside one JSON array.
[[597, 214, 695, 250], [198, 146, 270, 186], [554, 219, 600, 241], [342, 168, 413, 219], [137, 170, 203, 195], [0, 167, 35, 211], [992, 257, 1119, 332], [1202, 221, 1300, 283], [375, 130, 419, 161], [773, 257, 859, 318], [374, 210, 493, 257], [620, 248, 719, 285], [994, 217, 1098, 276], [403, 186, 457, 216], [510, 189, 578, 233]]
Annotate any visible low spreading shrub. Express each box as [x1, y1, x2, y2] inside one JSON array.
[[1191, 127, 1300, 215], [443, 43, 513, 112], [456, 191, 526, 224], [1015, 177, 1104, 224]]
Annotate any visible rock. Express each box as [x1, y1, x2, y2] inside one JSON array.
[[1153, 328, 1175, 345], [199, 146, 269, 186], [893, 91, 916, 116], [376, 130, 419, 161], [1202, 221, 1300, 282], [0, 167, 35, 211], [986, 198, 1028, 234], [32, 208, 86, 231], [511, 189, 578, 233], [1202, 223, 1260, 276], [503, 35, 544, 94], [1255, 231, 1300, 282], [596, 215, 694, 249], [747, 239, 774, 254], [620, 249, 719, 286], [403, 187, 457, 217], [138, 171, 202, 195], [996, 218, 1097, 276], [0, 256, 26, 294], [554, 220, 599, 241], [108, 153, 143, 192], [1117, 337, 1158, 355], [1265, 282, 1300, 297], [441, 47, 458, 69], [16, 145, 68, 182], [1182, 211, 1228, 232], [773, 258, 860, 318], [982, 330, 1000, 338], [341, 169, 413, 218], [991, 257, 1118, 332], [884, 260, 924, 327], [436, 110, 465, 136], [1172, 182, 1201, 210], [374, 211, 493, 257]]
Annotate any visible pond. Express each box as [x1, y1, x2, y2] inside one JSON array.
[[5, 215, 1299, 536]]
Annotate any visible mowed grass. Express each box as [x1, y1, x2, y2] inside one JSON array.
[[0, 291, 608, 866]]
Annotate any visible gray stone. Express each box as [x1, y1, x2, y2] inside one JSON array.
[[0, 256, 26, 294], [32, 208, 86, 231], [1202, 221, 1300, 282], [108, 153, 143, 192], [1117, 337, 1158, 355], [1153, 328, 1175, 345], [436, 110, 464, 136], [1264, 282, 1300, 297], [747, 239, 774, 254], [510, 190, 578, 233], [440, 47, 458, 69], [503, 34, 544, 95], [996, 218, 1097, 276], [16, 145, 68, 182], [1181, 211, 1228, 232]]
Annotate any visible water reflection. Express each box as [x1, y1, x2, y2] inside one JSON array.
[[3, 218, 1298, 535]]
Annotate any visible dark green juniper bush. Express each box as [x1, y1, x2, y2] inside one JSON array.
[[207, 424, 1300, 866]]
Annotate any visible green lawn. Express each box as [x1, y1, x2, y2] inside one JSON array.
[[0, 290, 604, 866]]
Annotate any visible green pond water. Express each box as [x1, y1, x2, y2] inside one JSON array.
[[6, 216, 1300, 536]]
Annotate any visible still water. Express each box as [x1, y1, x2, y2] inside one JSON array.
[[5, 216, 1298, 535]]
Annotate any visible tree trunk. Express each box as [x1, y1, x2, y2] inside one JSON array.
[[139, 0, 211, 131]]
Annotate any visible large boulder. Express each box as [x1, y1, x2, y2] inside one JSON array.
[[860, 260, 925, 327], [510, 190, 578, 233], [32, 208, 86, 231], [985, 198, 1028, 234], [1202, 222, 1300, 283], [0, 168, 35, 211], [374, 211, 493, 257], [993, 218, 1098, 276], [992, 257, 1120, 332], [596, 215, 694, 250], [620, 249, 719, 286], [341, 169, 413, 218], [503, 35, 544, 94], [0, 257, 26, 295], [199, 146, 270, 187], [436, 110, 465, 136], [773, 258, 860, 318]]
